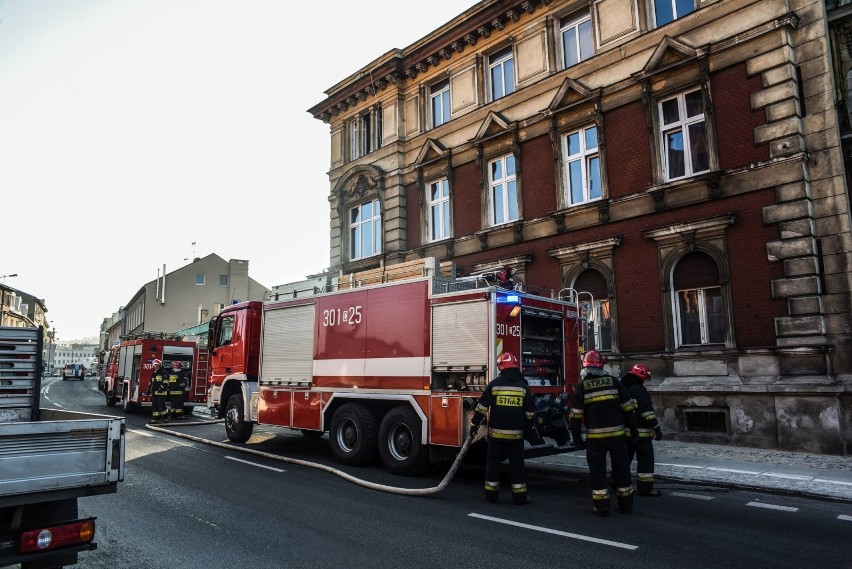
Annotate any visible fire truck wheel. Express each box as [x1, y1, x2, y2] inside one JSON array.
[[225, 394, 254, 443], [329, 403, 378, 466], [378, 406, 430, 476], [122, 385, 137, 413], [105, 389, 118, 407]]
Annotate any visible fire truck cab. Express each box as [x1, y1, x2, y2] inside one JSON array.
[[207, 262, 584, 476], [102, 334, 207, 413]]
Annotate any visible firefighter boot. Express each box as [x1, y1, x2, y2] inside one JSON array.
[[637, 473, 661, 496], [617, 487, 634, 513], [592, 489, 610, 517], [485, 481, 500, 503], [511, 484, 531, 505]]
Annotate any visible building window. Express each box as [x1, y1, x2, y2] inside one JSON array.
[[195, 273, 205, 285], [672, 252, 725, 347], [349, 111, 373, 160], [561, 11, 594, 68], [659, 89, 710, 181], [653, 0, 697, 27], [427, 178, 451, 241], [219, 275, 228, 287], [574, 269, 612, 352], [562, 125, 601, 206], [350, 199, 382, 260], [430, 80, 451, 128], [489, 46, 515, 100], [488, 154, 518, 226]]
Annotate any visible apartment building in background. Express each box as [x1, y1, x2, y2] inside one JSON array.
[[309, 0, 852, 453]]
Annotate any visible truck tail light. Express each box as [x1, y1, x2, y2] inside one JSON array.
[[20, 519, 95, 553]]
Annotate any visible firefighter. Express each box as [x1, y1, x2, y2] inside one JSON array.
[[168, 361, 188, 420], [622, 363, 663, 496], [569, 350, 639, 516], [468, 352, 535, 505], [147, 359, 170, 424]]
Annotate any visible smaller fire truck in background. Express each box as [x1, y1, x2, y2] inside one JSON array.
[[101, 333, 207, 413], [207, 258, 584, 476]]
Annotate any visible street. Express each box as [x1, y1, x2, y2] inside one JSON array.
[[39, 376, 852, 569]]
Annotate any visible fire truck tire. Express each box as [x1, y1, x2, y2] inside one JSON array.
[[105, 389, 118, 407], [378, 406, 430, 476], [122, 385, 137, 413], [329, 403, 378, 466], [225, 394, 254, 443]]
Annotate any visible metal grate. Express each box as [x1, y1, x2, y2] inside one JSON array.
[[683, 408, 728, 433]]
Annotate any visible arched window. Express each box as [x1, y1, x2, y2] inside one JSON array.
[[574, 269, 611, 351], [672, 252, 724, 346]]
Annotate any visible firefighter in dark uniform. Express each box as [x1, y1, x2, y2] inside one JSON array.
[[168, 361, 188, 420], [569, 350, 639, 516], [147, 359, 170, 424], [622, 364, 663, 496], [469, 352, 535, 505]]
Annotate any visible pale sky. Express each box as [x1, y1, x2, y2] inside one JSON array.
[[0, 0, 473, 342]]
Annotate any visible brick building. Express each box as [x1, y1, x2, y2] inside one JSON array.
[[309, 0, 852, 453]]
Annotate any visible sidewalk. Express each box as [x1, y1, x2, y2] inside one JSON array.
[[529, 439, 852, 503]]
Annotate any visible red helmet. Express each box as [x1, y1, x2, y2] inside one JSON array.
[[582, 350, 606, 368], [152, 359, 162, 366], [497, 352, 519, 371], [630, 363, 651, 380], [172, 361, 182, 370]]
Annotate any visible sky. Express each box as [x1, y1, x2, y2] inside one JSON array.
[[0, 0, 474, 342]]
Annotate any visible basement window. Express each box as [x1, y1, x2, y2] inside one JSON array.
[[683, 407, 728, 433]]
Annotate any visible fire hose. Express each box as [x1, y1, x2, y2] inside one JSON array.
[[145, 419, 485, 496]]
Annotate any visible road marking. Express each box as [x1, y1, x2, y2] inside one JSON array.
[[838, 515, 852, 522], [656, 463, 703, 469], [707, 467, 761, 475], [814, 479, 852, 487], [225, 456, 285, 472], [746, 502, 798, 512], [127, 428, 155, 437], [468, 513, 638, 550], [187, 514, 220, 530], [671, 492, 714, 501]]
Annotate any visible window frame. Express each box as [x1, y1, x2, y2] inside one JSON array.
[[219, 275, 228, 287], [658, 88, 711, 182], [349, 198, 382, 260], [429, 80, 451, 128], [195, 273, 205, 286], [651, 0, 697, 28], [426, 177, 452, 242], [488, 154, 519, 227], [560, 11, 595, 69], [673, 285, 725, 347], [561, 124, 602, 207], [488, 46, 515, 101], [348, 109, 376, 161]]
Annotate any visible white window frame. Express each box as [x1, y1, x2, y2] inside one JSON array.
[[652, 0, 697, 28], [658, 88, 710, 182], [488, 47, 515, 101], [673, 286, 724, 347], [488, 154, 518, 226], [562, 124, 601, 206], [350, 199, 382, 260], [560, 11, 594, 69], [349, 111, 373, 160], [427, 178, 451, 242], [430, 80, 451, 128], [195, 273, 205, 286]]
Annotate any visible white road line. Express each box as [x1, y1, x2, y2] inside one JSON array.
[[746, 502, 798, 512], [225, 456, 285, 472], [707, 467, 761, 475], [656, 463, 704, 469], [127, 428, 155, 438], [838, 515, 852, 522], [468, 513, 638, 550], [671, 492, 714, 501], [814, 479, 852, 487]]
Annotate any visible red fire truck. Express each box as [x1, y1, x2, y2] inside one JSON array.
[[206, 268, 584, 476], [101, 333, 207, 413]]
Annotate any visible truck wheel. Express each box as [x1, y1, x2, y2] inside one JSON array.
[[329, 403, 378, 466], [225, 394, 253, 443], [122, 386, 137, 413], [378, 406, 431, 476], [105, 389, 118, 407]]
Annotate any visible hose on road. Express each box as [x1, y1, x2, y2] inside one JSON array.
[[145, 419, 484, 496]]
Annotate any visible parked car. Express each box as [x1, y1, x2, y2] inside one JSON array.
[[62, 363, 85, 381]]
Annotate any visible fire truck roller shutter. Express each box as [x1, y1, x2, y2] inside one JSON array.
[[261, 304, 314, 387], [432, 301, 490, 369]]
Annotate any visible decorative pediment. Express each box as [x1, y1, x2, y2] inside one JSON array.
[[333, 164, 385, 203], [414, 138, 448, 166], [547, 77, 596, 113], [473, 111, 512, 143], [642, 36, 700, 74]]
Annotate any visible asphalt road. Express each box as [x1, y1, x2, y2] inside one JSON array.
[[38, 376, 852, 569]]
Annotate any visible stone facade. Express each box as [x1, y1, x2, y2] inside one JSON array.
[[310, 0, 852, 454]]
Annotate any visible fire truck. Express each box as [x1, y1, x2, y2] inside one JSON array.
[[101, 333, 207, 413], [206, 259, 584, 476]]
